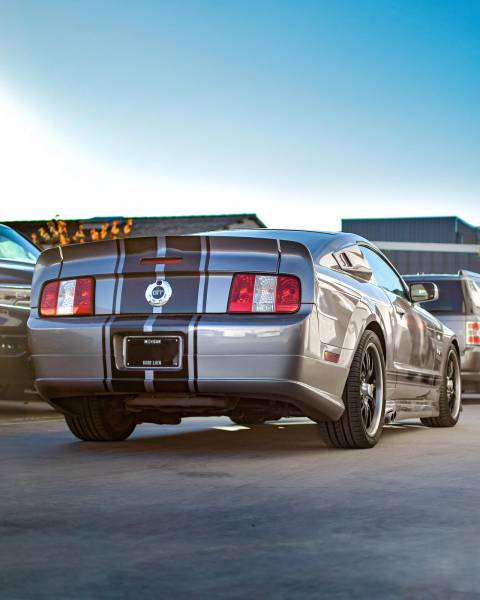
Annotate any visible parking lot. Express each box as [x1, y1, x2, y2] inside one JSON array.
[[1, 399, 480, 599]]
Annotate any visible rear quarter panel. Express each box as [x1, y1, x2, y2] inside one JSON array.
[[314, 265, 395, 396]]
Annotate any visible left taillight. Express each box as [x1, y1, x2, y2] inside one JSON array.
[[40, 278, 94, 317], [228, 274, 300, 313]]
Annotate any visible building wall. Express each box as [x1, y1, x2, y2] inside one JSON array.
[[342, 216, 479, 244], [383, 249, 480, 275], [342, 216, 480, 275]]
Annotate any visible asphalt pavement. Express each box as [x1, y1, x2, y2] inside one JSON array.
[[2, 400, 480, 599]]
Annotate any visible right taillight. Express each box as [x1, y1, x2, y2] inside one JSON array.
[[228, 274, 300, 313], [466, 321, 480, 345]]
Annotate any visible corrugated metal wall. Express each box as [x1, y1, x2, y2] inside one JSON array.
[[382, 250, 480, 275], [342, 217, 464, 243], [341, 216, 480, 275]]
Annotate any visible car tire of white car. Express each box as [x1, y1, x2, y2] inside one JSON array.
[[421, 346, 462, 428]]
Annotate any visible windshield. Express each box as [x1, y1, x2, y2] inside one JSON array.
[[0, 226, 40, 264]]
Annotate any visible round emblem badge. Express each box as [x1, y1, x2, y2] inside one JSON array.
[[145, 279, 172, 307]]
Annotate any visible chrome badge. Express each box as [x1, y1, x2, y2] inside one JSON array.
[[145, 279, 172, 307]]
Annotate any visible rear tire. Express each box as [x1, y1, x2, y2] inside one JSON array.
[[64, 397, 136, 441], [421, 346, 461, 428], [318, 330, 386, 449]]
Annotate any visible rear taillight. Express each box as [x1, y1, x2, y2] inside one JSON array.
[[40, 278, 94, 317], [466, 321, 480, 345], [276, 275, 301, 313], [228, 274, 300, 313]]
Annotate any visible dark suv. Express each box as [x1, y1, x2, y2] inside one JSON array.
[[404, 271, 480, 393], [0, 224, 40, 397]]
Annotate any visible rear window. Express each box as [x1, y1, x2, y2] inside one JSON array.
[[419, 280, 465, 314]]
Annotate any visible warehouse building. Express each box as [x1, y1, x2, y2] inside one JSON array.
[[342, 216, 480, 275]]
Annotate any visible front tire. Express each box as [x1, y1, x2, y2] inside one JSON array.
[[421, 346, 461, 428], [318, 330, 386, 449], [64, 397, 136, 441]]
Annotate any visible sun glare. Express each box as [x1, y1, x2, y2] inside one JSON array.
[[0, 84, 282, 224]]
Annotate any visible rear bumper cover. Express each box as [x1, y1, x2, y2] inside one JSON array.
[[461, 347, 480, 382], [28, 310, 348, 421]]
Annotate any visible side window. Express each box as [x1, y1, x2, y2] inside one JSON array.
[[361, 247, 407, 299]]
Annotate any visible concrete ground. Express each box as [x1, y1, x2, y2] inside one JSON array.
[[2, 401, 480, 599]]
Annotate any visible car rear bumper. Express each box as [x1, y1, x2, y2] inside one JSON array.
[[28, 310, 348, 422], [462, 348, 480, 378], [460, 348, 480, 391]]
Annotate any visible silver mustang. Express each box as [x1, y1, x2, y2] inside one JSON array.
[[27, 229, 461, 448]]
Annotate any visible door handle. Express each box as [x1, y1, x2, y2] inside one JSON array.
[[395, 305, 406, 316]]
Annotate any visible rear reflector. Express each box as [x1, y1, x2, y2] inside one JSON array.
[[228, 274, 300, 313], [324, 350, 340, 363], [466, 321, 480, 345], [40, 278, 94, 317]]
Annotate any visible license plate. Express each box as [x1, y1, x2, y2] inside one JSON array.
[[125, 336, 182, 369]]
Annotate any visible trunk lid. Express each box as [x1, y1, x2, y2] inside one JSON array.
[[31, 235, 314, 315]]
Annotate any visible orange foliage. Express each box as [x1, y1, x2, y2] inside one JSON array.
[[32, 218, 135, 247]]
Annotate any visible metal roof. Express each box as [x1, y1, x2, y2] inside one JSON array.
[[342, 216, 480, 245]]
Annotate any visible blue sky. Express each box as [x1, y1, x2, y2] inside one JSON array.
[[0, 0, 478, 230]]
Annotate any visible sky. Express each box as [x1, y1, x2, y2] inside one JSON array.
[[0, 0, 478, 231]]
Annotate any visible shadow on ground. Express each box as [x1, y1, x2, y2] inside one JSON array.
[[54, 416, 431, 461]]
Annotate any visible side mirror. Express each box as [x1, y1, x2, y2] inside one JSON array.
[[409, 282, 439, 303]]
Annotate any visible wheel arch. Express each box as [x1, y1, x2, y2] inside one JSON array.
[[364, 320, 387, 360], [451, 337, 460, 357]]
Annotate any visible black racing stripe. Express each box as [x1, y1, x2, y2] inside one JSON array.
[[119, 237, 158, 314], [104, 315, 191, 393], [109, 316, 144, 393], [101, 316, 111, 392], [396, 372, 440, 387], [151, 315, 189, 391], [166, 235, 203, 255], [110, 315, 189, 394], [109, 315, 121, 392], [202, 237, 211, 313], [107, 240, 122, 390], [113, 235, 206, 316], [111, 239, 122, 314], [192, 315, 201, 393], [163, 236, 202, 314], [123, 236, 158, 269]]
